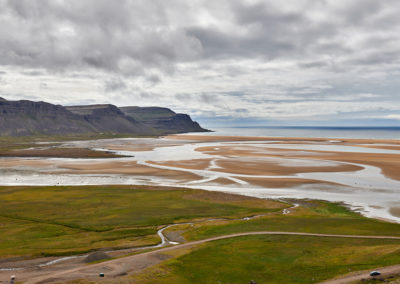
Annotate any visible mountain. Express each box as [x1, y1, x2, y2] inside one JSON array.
[[66, 104, 154, 135], [0, 98, 209, 137], [0, 98, 95, 136], [120, 106, 207, 134]]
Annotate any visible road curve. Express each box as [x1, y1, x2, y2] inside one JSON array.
[[21, 231, 400, 284]]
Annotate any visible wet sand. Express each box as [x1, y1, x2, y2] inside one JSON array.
[[238, 177, 337, 188], [56, 160, 202, 182], [213, 159, 361, 176], [0, 134, 400, 222], [194, 144, 400, 181], [149, 159, 212, 170]]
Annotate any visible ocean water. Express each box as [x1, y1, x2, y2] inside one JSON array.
[[191, 127, 400, 140]]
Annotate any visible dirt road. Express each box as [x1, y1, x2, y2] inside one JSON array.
[[2, 231, 398, 284], [320, 263, 400, 283]]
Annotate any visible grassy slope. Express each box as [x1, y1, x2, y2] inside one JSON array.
[[2, 186, 399, 283], [0, 185, 284, 257], [134, 235, 400, 284]]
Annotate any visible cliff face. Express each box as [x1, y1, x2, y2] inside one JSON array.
[[0, 99, 93, 136], [0, 98, 208, 137], [66, 105, 155, 135], [121, 106, 209, 134]]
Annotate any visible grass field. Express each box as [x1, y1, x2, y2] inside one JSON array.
[[165, 200, 400, 242], [0, 185, 285, 257], [2, 185, 400, 283], [132, 235, 400, 284]]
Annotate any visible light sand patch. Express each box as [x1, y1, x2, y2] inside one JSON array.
[[356, 144, 400, 151], [208, 177, 240, 185], [239, 177, 337, 188], [148, 159, 212, 170]]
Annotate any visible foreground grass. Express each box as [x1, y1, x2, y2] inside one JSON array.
[[0, 185, 284, 257], [133, 235, 400, 284], [3, 185, 399, 283]]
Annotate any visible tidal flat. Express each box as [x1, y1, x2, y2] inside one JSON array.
[[1, 134, 400, 222]]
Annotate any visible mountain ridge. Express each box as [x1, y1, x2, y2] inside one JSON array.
[[0, 98, 209, 136]]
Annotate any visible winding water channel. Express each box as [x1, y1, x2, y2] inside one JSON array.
[[0, 137, 399, 222]]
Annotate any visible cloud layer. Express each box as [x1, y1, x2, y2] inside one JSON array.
[[1, 0, 400, 125]]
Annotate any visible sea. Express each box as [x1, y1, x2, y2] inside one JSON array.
[[190, 126, 400, 140]]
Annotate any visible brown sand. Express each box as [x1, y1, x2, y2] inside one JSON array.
[[195, 145, 329, 157], [0, 159, 53, 168], [291, 152, 400, 182], [213, 159, 362, 176], [195, 144, 400, 182], [56, 161, 201, 182]]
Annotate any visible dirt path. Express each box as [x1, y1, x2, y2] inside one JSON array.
[[320, 264, 400, 283], [4, 231, 399, 284]]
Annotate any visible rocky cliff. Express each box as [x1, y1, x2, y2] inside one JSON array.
[[0, 98, 208, 136], [120, 106, 208, 134]]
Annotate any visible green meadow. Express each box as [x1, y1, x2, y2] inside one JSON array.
[[133, 235, 400, 284], [2, 185, 399, 283], [0, 185, 284, 257]]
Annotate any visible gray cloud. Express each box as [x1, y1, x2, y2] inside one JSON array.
[[0, 0, 400, 125], [104, 78, 127, 93], [2, 0, 398, 73]]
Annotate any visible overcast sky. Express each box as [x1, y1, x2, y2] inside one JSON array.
[[1, 0, 400, 126]]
